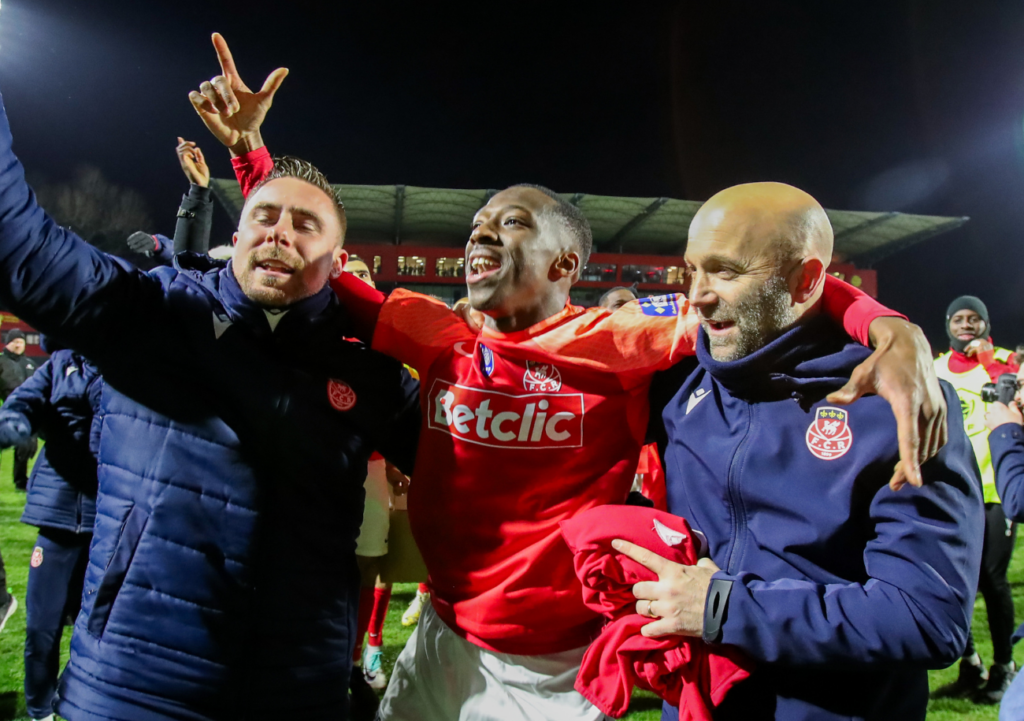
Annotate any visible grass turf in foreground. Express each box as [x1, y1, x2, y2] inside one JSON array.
[[0, 448, 1019, 720]]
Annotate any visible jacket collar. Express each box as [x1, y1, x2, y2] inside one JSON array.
[[696, 313, 871, 402], [214, 261, 342, 341]]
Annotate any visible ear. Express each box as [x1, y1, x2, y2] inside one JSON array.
[[551, 250, 581, 282], [790, 257, 825, 305], [232, 232, 239, 247], [330, 248, 349, 279]]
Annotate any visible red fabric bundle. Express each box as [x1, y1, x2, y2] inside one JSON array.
[[560, 505, 751, 719]]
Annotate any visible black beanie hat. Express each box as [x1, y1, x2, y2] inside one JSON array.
[[5, 329, 26, 344], [946, 295, 990, 352]]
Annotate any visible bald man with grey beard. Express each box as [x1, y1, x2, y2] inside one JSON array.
[[624, 182, 984, 721]]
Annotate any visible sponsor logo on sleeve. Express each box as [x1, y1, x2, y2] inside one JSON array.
[[524, 361, 562, 392], [639, 295, 680, 317], [806, 406, 853, 460], [328, 379, 357, 412], [429, 379, 584, 450], [480, 344, 495, 377]]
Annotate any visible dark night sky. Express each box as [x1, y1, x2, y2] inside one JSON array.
[[0, 0, 1022, 350]]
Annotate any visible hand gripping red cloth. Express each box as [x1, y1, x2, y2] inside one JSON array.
[[560, 505, 751, 719]]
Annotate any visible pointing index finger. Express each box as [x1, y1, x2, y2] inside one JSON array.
[[212, 33, 241, 81], [612, 539, 668, 576]]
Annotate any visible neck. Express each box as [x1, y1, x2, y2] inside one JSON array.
[[483, 294, 568, 334]]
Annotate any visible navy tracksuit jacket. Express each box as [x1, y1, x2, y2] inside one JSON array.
[[3, 349, 103, 719], [0, 91, 421, 721], [7, 349, 102, 533], [654, 316, 983, 721], [989, 422, 1024, 645]]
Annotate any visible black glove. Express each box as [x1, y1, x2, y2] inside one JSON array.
[[0, 411, 31, 449], [127, 231, 159, 258]]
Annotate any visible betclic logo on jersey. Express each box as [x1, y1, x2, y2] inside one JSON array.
[[429, 379, 584, 449]]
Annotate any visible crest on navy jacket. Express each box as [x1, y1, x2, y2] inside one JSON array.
[[524, 360, 562, 392], [806, 406, 853, 460], [327, 379, 357, 411]]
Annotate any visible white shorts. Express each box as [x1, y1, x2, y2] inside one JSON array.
[[355, 458, 390, 557], [379, 602, 609, 721]]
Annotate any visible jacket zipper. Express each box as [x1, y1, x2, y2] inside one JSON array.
[[723, 403, 753, 574]]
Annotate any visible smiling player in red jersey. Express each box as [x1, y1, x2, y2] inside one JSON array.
[[190, 35, 947, 720]]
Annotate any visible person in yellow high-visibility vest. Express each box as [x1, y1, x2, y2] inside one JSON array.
[[934, 296, 1020, 704]]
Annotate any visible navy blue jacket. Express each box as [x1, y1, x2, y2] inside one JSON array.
[[0, 93, 421, 721], [657, 316, 983, 721], [5, 349, 101, 532], [988, 421, 1024, 644], [990, 422, 1024, 521]]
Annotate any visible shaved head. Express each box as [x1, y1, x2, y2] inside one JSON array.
[[691, 182, 833, 269], [685, 182, 833, 361]]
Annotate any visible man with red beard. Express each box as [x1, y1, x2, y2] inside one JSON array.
[[190, 35, 947, 720]]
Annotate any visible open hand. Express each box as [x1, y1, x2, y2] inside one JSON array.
[[176, 138, 210, 187], [612, 538, 719, 638], [188, 33, 288, 156], [827, 317, 947, 491]]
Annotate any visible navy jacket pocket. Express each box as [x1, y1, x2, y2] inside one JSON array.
[[87, 504, 149, 636]]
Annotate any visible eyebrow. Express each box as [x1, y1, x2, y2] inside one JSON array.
[[472, 204, 533, 225], [699, 253, 750, 271]]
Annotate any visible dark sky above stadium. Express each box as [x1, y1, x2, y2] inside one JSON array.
[[0, 0, 1021, 348]]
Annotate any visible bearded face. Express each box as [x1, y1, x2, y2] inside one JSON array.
[[699, 275, 798, 362]]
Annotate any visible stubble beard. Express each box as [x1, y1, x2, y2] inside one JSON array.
[[235, 247, 314, 308], [706, 276, 798, 362]]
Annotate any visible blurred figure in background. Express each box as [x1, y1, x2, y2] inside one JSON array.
[[599, 284, 667, 510], [598, 284, 638, 312], [935, 295, 1020, 703], [0, 329, 38, 490], [0, 338, 102, 721]]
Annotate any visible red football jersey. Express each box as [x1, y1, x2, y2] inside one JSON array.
[[374, 290, 699, 654]]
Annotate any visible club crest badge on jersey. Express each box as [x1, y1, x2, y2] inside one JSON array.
[[328, 379, 357, 412], [806, 406, 853, 460], [480, 344, 495, 377], [30, 546, 43, 568], [524, 360, 562, 392], [639, 295, 680, 317]]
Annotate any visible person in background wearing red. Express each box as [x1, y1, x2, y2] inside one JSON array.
[[935, 295, 1020, 703], [345, 255, 396, 719], [599, 286, 667, 511]]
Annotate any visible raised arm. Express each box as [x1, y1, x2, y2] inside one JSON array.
[[188, 33, 287, 161], [0, 91, 167, 367], [172, 138, 214, 254]]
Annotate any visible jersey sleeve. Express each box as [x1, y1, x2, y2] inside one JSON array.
[[231, 146, 274, 198], [821, 275, 906, 347], [372, 289, 476, 374], [329, 271, 387, 344], [533, 294, 699, 390]]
